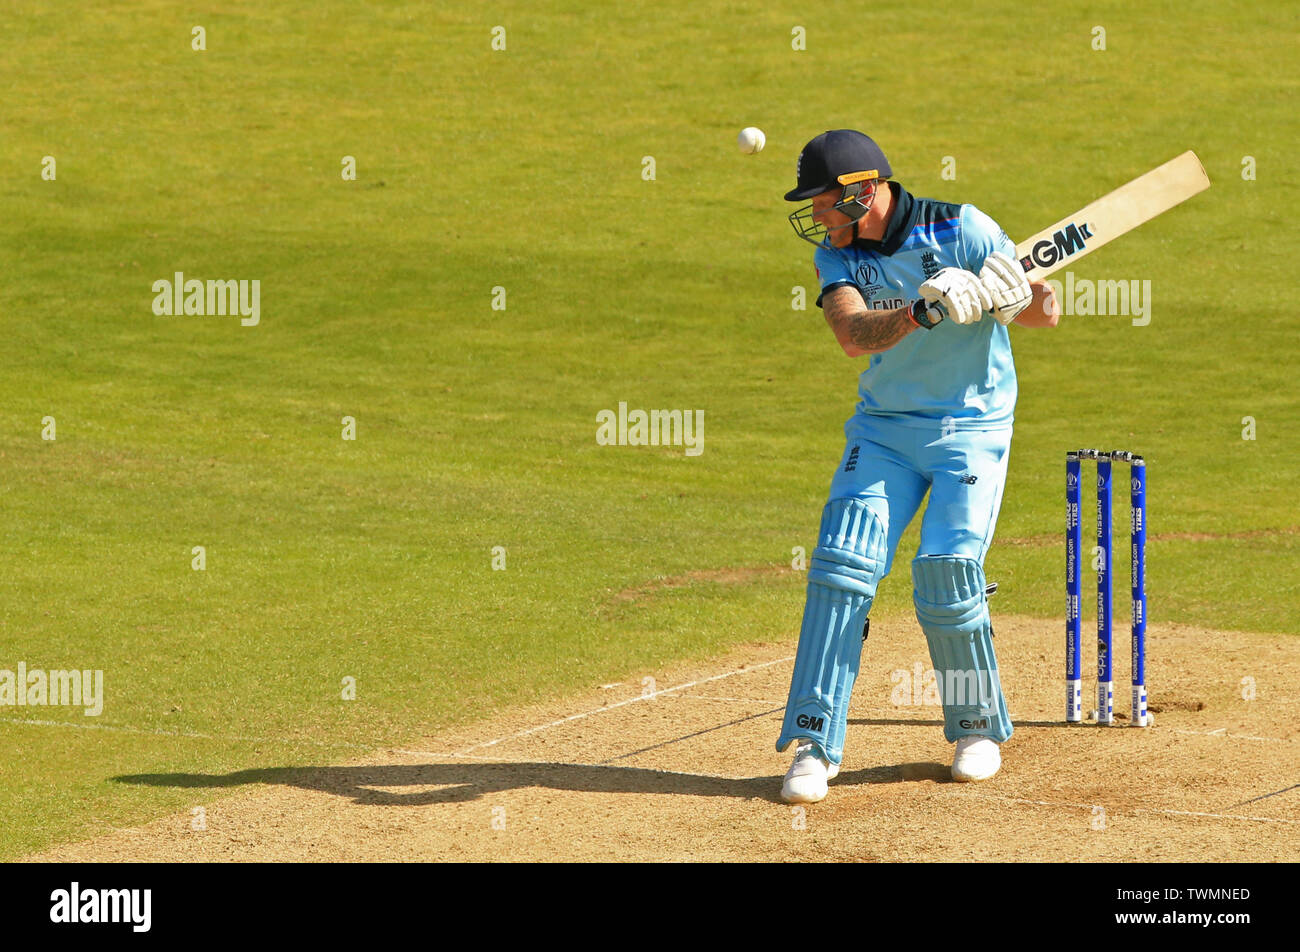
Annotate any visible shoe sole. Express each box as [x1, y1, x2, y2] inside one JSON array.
[[951, 765, 1000, 782]]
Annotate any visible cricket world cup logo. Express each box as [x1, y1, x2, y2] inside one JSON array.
[[855, 261, 883, 296]]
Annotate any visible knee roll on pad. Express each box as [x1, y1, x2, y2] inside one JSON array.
[[777, 498, 887, 765], [807, 497, 885, 597], [912, 555, 1013, 744]]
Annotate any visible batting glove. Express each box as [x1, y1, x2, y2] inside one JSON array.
[[979, 251, 1033, 325], [918, 267, 993, 326]]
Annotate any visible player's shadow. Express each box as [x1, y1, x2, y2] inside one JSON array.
[[115, 759, 953, 806]]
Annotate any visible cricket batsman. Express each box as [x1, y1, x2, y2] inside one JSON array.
[[776, 130, 1059, 803]]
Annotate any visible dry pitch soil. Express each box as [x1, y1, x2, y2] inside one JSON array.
[[30, 614, 1299, 862]]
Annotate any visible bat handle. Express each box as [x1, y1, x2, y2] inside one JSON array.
[[909, 298, 947, 329]]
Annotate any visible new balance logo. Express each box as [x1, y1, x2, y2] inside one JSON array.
[[844, 445, 860, 473], [959, 473, 977, 485]]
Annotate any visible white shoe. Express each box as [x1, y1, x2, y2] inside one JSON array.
[[781, 740, 841, 803], [951, 736, 1001, 782]]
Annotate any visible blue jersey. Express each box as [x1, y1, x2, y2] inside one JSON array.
[[814, 183, 1017, 429]]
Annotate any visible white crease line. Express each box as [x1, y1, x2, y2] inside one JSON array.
[[415, 759, 725, 781], [457, 655, 796, 754], [991, 795, 1295, 825], [0, 661, 796, 760], [0, 716, 465, 761], [666, 696, 786, 704], [441, 751, 519, 761], [1168, 727, 1295, 743], [7, 685, 1294, 767], [342, 766, 1300, 825], [5, 713, 1290, 827], [1, 717, 228, 741], [1139, 807, 1296, 824]]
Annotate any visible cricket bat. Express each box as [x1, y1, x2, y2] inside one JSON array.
[[1015, 150, 1210, 281]]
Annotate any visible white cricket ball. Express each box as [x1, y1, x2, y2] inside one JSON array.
[[737, 126, 765, 155]]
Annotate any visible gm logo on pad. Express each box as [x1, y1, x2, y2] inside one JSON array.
[[795, 713, 825, 732]]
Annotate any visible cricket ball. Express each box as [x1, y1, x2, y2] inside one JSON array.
[[737, 127, 765, 155]]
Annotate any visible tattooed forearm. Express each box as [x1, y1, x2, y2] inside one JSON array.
[[822, 286, 917, 355], [845, 306, 917, 352]]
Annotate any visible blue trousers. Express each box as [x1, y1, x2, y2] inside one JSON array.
[[831, 415, 1011, 570]]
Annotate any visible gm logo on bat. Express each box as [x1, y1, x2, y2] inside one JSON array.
[[1020, 221, 1095, 271]]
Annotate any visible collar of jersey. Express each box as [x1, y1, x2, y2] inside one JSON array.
[[849, 182, 917, 257]]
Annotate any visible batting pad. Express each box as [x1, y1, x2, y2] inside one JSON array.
[[912, 555, 1012, 744], [777, 498, 886, 765]]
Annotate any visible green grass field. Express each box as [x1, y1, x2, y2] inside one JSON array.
[[1, 0, 1296, 858]]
